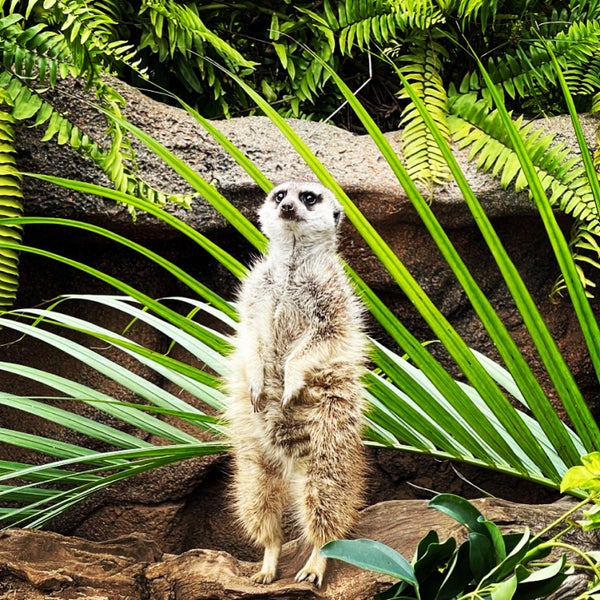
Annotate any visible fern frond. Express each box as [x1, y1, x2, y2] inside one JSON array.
[[30, 0, 142, 78], [142, 0, 254, 69], [560, 20, 600, 97], [3, 72, 192, 209], [0, 87, 22, 310], [479, 17, 600, 102], [457, 0, 501, 28], [0, 7, 195, 210], [0, 13, 72, 86], [323, 0, 446, 55], [396, 35, 451, 188], [137, 0, 256, 116], [449, 90, 600, 293], [551, 218, 600, 298]]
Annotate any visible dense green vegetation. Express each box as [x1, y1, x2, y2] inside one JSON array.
[[0, 4, 600, 593], [1, 0, 600, 306]]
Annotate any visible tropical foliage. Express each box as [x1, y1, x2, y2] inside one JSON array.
[[0, 0, 599, 304], [322, 494, 575, 599], [323, 454, 600, 598], [0, 2, 600, 559], [1, 43, 600, 531]]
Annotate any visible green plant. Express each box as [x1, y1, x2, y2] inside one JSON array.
[[321, 452, 600, 599], [0, 0, 202, 306], [322, 493, 573, 599], [0, 18, 600, 530], [3, 0, 600, 311]]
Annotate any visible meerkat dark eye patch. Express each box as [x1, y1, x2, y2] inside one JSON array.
[[274, 190, 287, 203], [300, 191, 321, 207]]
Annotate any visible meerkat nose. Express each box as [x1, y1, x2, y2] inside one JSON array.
[[280, 201, 295, 213]]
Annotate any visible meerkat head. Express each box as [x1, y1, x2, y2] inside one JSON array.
[[258, 181, 343, 245]]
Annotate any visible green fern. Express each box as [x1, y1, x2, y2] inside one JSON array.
[[0, 88, 22, 309], [269, 9, 338, 111], [394, 34, 452, 188], [320, 0, 446, 56], [449, 89, 600, 295], [466, 15, 600, 110], [0, 3, 202, 307], [138, 0, 256, 117], [0, 8, 195, 208]]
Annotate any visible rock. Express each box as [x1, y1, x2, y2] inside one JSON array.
[[16, 77, 600, 234], [0, 528, 161, 599], [0, 499, 593, 600]]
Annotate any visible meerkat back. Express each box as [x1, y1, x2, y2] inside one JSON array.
[[226, 181, 367, 587]]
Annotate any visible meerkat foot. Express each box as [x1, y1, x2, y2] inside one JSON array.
[[251, 544, 280, 585], [295, 550, 327, 587], [251, 569, 276, 584]]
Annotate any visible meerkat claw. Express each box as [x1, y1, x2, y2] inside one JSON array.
[[295, 568, 323, 587], [250, 388, 262, 412], [251, 570, 276, 585]]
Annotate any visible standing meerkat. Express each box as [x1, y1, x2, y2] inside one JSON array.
[[226, 181, 368, 587]]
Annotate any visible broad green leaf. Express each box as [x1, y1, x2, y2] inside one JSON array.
[[429, 494, 488, 534], [488, 575, 518, 599], [561, 451, 600, 493], [470, 531, 496, 582], [321, 539, 417, 584]]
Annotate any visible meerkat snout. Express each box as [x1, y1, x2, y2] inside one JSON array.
[[279, 199, 296, 219]]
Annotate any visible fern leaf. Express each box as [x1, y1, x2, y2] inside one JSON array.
[[396, 34, 451, 188], [0, 88, 22, 310], [0, 14, 72, 86], [323, 0, 445, 56], [142, 0, 255, 70], [449, 90, 600, 294], [475, 16, 600, 105]]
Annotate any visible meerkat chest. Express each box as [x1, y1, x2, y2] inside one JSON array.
[[269, 270, 320, 336]]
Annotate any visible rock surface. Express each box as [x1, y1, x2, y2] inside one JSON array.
[[0, 498, 592, 600], [16, 78, 600, 234]]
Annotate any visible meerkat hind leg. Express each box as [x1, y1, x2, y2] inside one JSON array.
[[252, 543, 281, 584], [233, 450, 288, 584]]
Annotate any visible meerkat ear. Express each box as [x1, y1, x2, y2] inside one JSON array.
[[333, 209, 342, 226]]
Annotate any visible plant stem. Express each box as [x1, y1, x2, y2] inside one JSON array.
[[531, 495, 594, 543]]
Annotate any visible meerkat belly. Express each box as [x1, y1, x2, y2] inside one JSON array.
[[261, 404, 313, 459]]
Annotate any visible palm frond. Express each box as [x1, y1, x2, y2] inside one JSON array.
[[0, 287, 232, 527], [195, 58, 595, 483]]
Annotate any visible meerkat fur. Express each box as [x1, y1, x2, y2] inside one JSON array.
[[226, 181, 367, 587]]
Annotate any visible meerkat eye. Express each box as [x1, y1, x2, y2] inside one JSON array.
[[274, 190, 286, 204], [300, 191, 319, 206]]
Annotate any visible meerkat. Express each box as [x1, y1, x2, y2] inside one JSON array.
[[225, 181, 367, 587]]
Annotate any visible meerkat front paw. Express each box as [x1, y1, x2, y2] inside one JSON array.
[[251, 569, 276, 585], [249, 384, 265, 412], [281, 380, 303, 407], [282, 363, 305, 407], [246, 366, 265, 411]]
